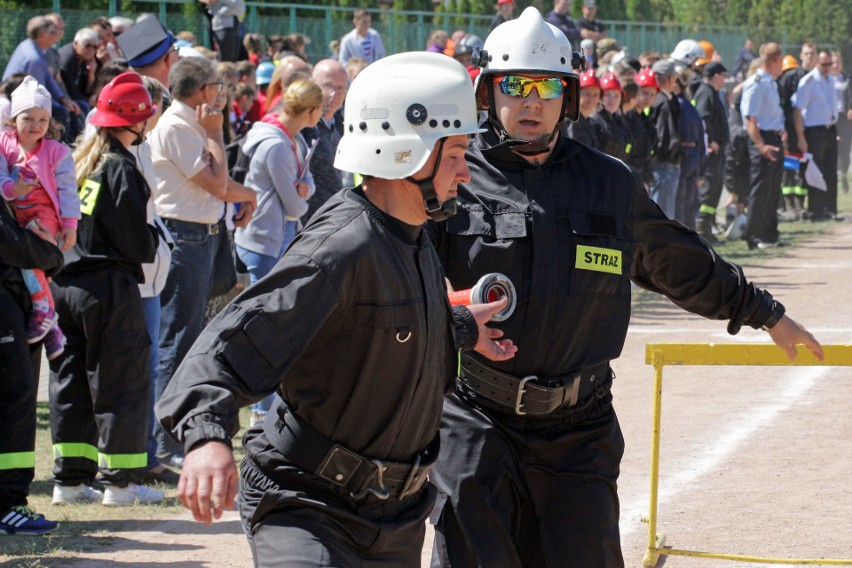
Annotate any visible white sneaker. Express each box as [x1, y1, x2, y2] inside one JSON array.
[[52, 483, 103, 505], [102, 483, 164, 507]]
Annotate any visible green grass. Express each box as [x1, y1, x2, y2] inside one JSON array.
[[0, 404, 251, 564]]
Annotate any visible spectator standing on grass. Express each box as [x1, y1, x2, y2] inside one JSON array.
[[578, 0, 606, 43], [625, 67, 658, 188], [832, 51, 852, 194], [49, 73, 163, 507], [302, 59, 347, 222], [198, 0, 245, 63], [673, 70, 706, 229], [694, 62, 730, 242], [733, 38, 756, 81], [778, 45, 816, 219], [0, 198, 63, 535], [793, 48, 839, 221], [338, 8, 385, 66], [740, 41, 785, 249], [545, 0, 580, 46], [648, 59, 682, 218], [149, 57, 256, 469]]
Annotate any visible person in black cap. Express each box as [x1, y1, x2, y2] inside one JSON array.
[[694, 61, 730, 242], [117, 14, 179, 106]]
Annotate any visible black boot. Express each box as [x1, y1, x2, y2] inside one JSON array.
[[696, 213, 719, 244]]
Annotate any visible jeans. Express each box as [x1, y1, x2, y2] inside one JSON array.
[[155, 220, 219, 459], [235, 220, 297, 416], [142, 295, 161, 470], [650, 162, 681, 219]]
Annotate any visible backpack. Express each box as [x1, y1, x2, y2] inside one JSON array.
[[225, 131, 251, 184]]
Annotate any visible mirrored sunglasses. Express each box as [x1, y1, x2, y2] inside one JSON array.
[[492, 75, 567, 100]]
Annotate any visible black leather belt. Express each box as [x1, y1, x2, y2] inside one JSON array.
[[263, 399, 436, 501], [457, 354, 610, 416], [163, 218, 219, 235], [804, 123, 836, 130]]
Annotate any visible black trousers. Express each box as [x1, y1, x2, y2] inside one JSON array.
[[430, 393, 625, 568], [239, 455, 435, 568], [0, 293, 42, 509], [49, 266, 150, 487], [699, 146, 727, 213], [838, 115, 851, 179], [725, 130, 751, 202], [214, 25, 241, 62], [804, 125, 838, 216], [744, 131, 783, 245]]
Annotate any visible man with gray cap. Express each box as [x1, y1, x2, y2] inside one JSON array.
[[648, 58, 682, 218], [117, 14, 180, 105], [577, 0, 606, 42]]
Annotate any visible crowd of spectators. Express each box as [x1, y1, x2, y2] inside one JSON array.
[[1, 0, 850, 537]]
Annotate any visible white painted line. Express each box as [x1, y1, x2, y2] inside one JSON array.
[[619, 363, 828, 541]]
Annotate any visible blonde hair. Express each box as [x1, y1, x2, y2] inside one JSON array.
[[73, 129, 115, 188], [282, 79, 323, 117]]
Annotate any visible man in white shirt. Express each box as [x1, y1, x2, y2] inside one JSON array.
[[149, 56, 255, 466], [337, 8, 385, 66]]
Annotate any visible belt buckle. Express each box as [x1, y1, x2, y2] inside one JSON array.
[[350, 459, 390, 501], [515, 375, 537, 415], [209, 223, 219, 236]]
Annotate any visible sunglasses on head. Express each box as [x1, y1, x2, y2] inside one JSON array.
[[492, 75, 568, 100]]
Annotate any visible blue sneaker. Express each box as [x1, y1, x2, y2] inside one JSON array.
[[0, 506, 59, 535]]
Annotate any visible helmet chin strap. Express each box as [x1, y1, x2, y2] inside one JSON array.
[[120, 123, 146, 146], [405, 138, 457, 222], [485, 82, 566, 156]]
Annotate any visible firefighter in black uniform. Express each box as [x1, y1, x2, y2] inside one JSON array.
[[590, 71, 630, 161], [49, 72, 164, 507], [427, 8, 824, 567], [155, 52, 516, 567], [625, 67, 658, 188], [565, 67, 599, 147], [0, 202, 63, 534]]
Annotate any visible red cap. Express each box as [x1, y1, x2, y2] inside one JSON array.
[[90, 72, 157, 128], [579, 68, 601, 90], [497, 0, 514, 5], [634, 68, 659, 90], [599, 72, 623, 93]]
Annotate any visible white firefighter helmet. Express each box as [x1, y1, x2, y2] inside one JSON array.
[[472, 6, 580, 121], [670, 39, 705, 67], [334, 51, 484, 180]]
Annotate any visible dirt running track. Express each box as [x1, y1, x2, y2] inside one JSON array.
[[21, 224, 852, 568]]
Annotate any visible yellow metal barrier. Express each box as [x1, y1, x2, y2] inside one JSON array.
[[642, 343, 852, 567]]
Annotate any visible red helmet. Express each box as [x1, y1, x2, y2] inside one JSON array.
[[90, 72, 157, 128], [634, 68, 659, 90], [579, 68, 601, 90], [599, 72, 623, 93]]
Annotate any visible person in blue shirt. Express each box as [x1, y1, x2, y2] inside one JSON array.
[[2, 16, 81, 142], [740, 41, 785, 249], [793, 49, 839, 220]]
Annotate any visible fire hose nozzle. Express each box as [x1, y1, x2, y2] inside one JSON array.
[[447, 273, 517, 322]]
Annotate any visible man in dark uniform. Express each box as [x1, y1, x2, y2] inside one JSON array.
[[427, 10, 823, 567], [777, 46, 814, 218], [545, 0, 580, 47], [156, 52, 516, 567], [694, 62, 730, 242], [577, 0, 606, 42], [793, 49, 839, 220]]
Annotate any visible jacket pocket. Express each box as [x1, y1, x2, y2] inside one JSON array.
[[565, 211, 632, 297], [221, 311, 294, 392], [355, 302, 417, 343]]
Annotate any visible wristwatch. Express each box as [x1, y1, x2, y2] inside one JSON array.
[[761, 300, 786, 331]]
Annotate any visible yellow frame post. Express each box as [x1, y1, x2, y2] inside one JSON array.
[[642, 343, 852, 567]]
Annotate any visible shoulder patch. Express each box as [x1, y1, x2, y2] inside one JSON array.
[[78, 178, 102, 216]]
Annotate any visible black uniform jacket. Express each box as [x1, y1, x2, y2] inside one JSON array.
[[650, 90, 683, 164], [429, 130, 776, 382], [157, 188, 469, 463], [0, 202, 64, 311], [694, 82, 730, 148], [566, 115, 598, 148], [62, 139, 157, 281], [590, 108, 631, 161], [624, 108, 656, 185]]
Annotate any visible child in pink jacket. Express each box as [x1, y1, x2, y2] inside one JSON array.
[[0, 76, 79, 359]]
